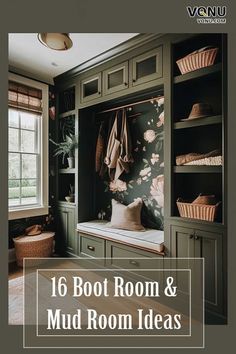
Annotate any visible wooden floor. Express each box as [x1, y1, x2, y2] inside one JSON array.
[[9, 262, 23, 280]]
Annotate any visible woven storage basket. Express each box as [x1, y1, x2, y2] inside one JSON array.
[[176, 47, 218, 75], [176, 198, 220, 221], [13, 232, 54, 267]]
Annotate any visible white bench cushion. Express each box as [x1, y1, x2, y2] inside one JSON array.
[[77, 220, 164, 253]]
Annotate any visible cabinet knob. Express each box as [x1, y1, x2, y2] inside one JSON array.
[[194, 235, 199, 240], [132, 79, 136, 83], [189, 234, 194, 239], [87, 245, 95, 251], [98, 91, 101, 95], [124, 82, 128, 86], [129, 260, 139, 267]]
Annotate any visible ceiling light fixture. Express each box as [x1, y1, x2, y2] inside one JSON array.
[[38, 33, 73, 51]]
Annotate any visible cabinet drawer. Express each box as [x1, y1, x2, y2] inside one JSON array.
[[106, 241, 163, 269], [79, 233, 105, 258]]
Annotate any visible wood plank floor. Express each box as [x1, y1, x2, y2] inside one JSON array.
[[9, 262, 23, 280]]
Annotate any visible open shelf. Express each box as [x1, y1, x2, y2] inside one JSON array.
[[174, 115, 222, 130], [168, 216, 224, 227], [58, 200, 76, 207], [174, 63, 222, 84], [59, 168, 76, 174], [59, 109, 76, 119], [174, 166, 222, 173], [59, 86, 75, 114]]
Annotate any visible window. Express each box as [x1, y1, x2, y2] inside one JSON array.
[[8, 73, 48, 220]]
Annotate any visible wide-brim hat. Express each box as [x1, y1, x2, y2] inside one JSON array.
[[181, 103, 213, 121], [25, 224, 42, 236]]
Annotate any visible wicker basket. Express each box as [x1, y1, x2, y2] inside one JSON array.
[[176, 47, 218, 75], [13, 232, 54, 267], [176, 198, 221, 221]]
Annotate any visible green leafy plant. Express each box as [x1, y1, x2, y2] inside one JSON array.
[[59, 115, 75, 140], [50, 135, 78, 164]]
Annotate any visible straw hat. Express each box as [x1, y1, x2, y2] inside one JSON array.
[[192, 194, 217, 205], [25, 224, 42, 236], [181, 103, 213, 121]]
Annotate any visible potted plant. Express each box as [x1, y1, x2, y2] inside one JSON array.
[[50, 135, 78, 168]]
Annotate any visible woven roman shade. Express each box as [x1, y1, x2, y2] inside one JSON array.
[[8, 81, 42, 113]]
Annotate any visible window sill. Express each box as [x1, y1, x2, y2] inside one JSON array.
[[8, 205, 49, 220]]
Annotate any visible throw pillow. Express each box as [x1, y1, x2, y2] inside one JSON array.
[[109, 198, 145, 231]]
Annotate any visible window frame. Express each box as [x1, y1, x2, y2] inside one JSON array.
[[8, 73, 49, 220]]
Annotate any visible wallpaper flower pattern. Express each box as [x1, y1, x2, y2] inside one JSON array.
[[96, 96, 164, 230]]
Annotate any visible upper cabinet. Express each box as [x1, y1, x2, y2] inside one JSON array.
[[78, 44, 164, 106], [103, 61, 128, 96], [80, 73, 102, 103], [131, 47, 163, 86]]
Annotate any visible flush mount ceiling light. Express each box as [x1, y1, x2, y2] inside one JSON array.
[[38, 33, 73, 51]]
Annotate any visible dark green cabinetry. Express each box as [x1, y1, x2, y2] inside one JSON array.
[[55, 83, 78, 256], [58, 204, 76, 255], [106, 240, 163, 267], [78, 233, 105, 258], [131, 46, 163, 86], [80, 73, 102, 103], [170, 224, 226, 322], [103, 61, 129, 95], [77, 233, 163, 264], [54, 33, 227, 324]]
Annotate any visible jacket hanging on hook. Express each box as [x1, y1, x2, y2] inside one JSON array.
[[104, 109, 133, 180]]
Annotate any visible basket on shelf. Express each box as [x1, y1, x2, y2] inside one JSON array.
[[176, 198, 221, 222], [176, 47, 219, 75]]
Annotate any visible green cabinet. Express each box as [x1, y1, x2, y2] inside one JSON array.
[[103, 61, 129, 95], [78, 233, 105, 258], [131, 47, 163, 86], [170, 225, 225, 319], [58, 205, 76, 255], [106, 240, 163, 268], [80, 72, 102, 103]]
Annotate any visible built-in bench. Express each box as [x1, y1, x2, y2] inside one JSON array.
[[76, 220, 165, 259]]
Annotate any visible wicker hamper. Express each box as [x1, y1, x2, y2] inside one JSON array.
[[13, 232, 55, 267], [176, 198, 221, 222], [176, 47, 218, 75]]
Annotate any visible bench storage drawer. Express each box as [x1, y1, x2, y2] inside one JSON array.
[[106, 240, 163, 268], [78, 233, 105, 258]]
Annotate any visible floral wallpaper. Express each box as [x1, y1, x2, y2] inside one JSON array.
[[96, 96, 164, 230]]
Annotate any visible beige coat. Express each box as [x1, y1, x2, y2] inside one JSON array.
[[104, 109, 133, 180]]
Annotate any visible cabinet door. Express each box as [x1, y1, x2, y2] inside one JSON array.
[[131, 47, 163, 86], [80, 73, 102, 103], [194, 229, 224, 315], [103, 61, 128, 95], [170, 225, 195, 258], [170, 225, 195, 294], [58, 206, 76, 255]]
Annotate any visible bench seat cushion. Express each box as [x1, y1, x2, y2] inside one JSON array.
[[77, 220, 164, 253]]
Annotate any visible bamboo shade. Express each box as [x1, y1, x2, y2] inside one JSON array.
[[8, 81, 42, 113]]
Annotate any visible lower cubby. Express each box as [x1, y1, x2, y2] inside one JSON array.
[[173, 172, 222, 222], [58, 173, 75, 202]]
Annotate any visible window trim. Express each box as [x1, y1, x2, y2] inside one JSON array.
[[8, 73, 49, 220]]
